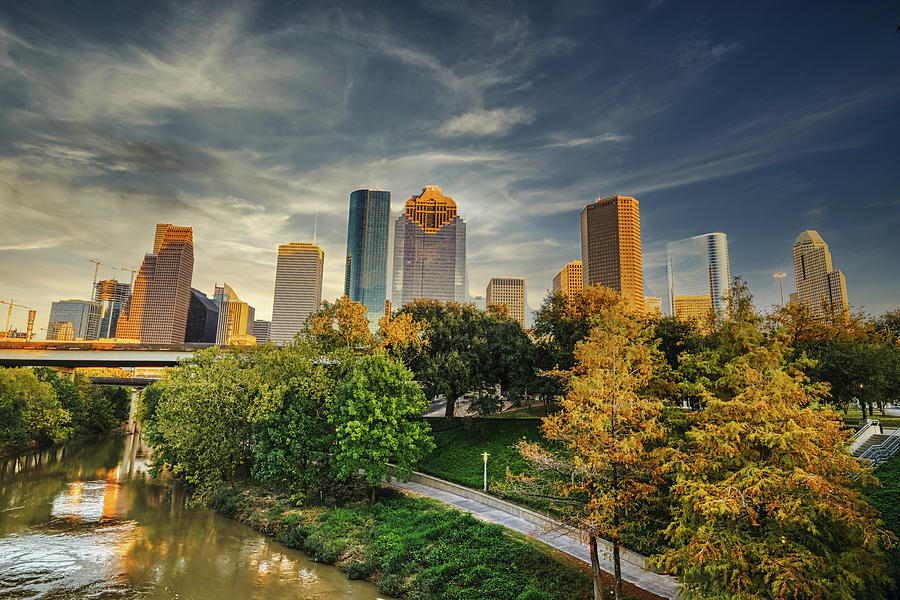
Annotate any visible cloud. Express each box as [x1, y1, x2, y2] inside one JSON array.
[[439, 107, 536, 136]]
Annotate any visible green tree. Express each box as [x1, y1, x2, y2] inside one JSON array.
[[149, 347, 270, 500], [251, 342, 341, 504], [328, 351, 434, 501], [397, 300, 532, 417], [0, 368, 71, 452], [660, 336, 893, 599]]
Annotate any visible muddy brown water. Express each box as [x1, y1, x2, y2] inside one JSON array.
[[0, 435, 390, 599]]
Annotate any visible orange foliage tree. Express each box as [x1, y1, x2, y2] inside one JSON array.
[[305, 296, 375, 352], [512, 294, 666, 600]]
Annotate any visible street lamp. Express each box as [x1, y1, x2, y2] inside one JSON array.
[[481, 452, 490, 491], [774, 272, 786, 306]]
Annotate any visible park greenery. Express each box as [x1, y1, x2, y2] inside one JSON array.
[[131, 284, 900, 600], [0, 367, 130, 455]]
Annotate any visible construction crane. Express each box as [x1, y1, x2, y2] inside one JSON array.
[[1, 299, 34, 339], [89, 258, 138, 293]]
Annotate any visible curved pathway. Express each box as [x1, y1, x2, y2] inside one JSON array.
[[386, 470, 680, 600]]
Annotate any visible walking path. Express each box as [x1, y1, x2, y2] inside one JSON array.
[[386, 470, 680, 600]]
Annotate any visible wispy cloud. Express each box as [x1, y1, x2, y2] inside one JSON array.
[[439, 107, 536, 136]]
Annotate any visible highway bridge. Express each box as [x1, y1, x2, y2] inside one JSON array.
[[0, 341, 212, 368]]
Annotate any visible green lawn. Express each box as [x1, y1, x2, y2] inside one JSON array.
[[490, 406, 548, 419], [418, 420, 544, 490], [841, 408, 900, 429], [867, 456, 900, 598]]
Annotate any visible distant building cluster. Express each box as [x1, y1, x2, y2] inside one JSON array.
[[20, 184, 850, 344]]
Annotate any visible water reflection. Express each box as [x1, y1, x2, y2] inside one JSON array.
[[0, 435, 388, 599]]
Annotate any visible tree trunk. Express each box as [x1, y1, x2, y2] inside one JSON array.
[[612, 463, 623, 600], [370, 486, 377, 504], [589, 534, 603, 600], [444, 388, 456, 418]]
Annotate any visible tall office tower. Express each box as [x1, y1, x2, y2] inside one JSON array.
[[270, 242, 324, 345], [116, 224, 194, 343], [213, 283, 256, 345], [792, 230, 849, 317], [46, 300, 101, 340], [93, 279, 131, 339], [486, 277, 526, 327], [580, 195, 644, 312], [252, 319, 271, 343], [184, 288, 219, 343], [392, 185, 466, 307], [644, 296, 663, 317], [344, 188, 391, 325], [666, 232, 731, 324], [551, 260, 583, 311]]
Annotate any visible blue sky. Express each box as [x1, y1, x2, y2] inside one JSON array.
[[1, 0, 898, 332]]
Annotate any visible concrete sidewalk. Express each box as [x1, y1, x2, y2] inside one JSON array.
[[386, 472, 680, 600]]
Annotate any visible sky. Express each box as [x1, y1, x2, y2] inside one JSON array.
[[1, 0, 899, 334]]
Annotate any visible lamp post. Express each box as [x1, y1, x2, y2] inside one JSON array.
[[481, 452, 490, 491], [774, 272, 786, 306]]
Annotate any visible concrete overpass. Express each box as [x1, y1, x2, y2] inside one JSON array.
[[0, 341, 212, 368]]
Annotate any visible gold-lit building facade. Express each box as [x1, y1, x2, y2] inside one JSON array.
[[116, 224, 194, 343], [792, 230, 849, 317], [392, 186, 466, 307], [486, 277, 526, 327], [213, 283, 256, 345], [672, 295, 713, 325], [270, 242, 324, 345], [644, 296, 663, 318], [580, 195, 644, 312], [551, 261, 583, 311]]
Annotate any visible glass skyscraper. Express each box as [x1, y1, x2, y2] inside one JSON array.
[[93, 279, 131, 339], [666, 232, 731, 323], [392, 185, 466, 307], [344, 189, 391, 325], [46, 300, 101, 340]]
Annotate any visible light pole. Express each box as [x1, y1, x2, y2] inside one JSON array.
[[774, 272, 786, 306], [481, 452, 490, 491]]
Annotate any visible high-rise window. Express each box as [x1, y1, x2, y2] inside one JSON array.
[[344, 189, 390, 326]]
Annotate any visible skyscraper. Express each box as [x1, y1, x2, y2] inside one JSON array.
[[666, 232, 731, 324], [486, 277, 526, 327], [792, 230, 849, 317], [580, 195, 644, 312], [252, 319, 271, 343], [392, 185, 466, 307], [214, 283, 256, 345], [116, 224, 194, 343], [93, 279, 131, 339], [551, 260, 583, 311], [344, 188, 391, 325], [270, 242, 324, 345], [185, 288, 219, 343], [46, 300, 101, 340]]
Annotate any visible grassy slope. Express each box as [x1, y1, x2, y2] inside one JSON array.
[[210, 484, 604, 600], [870, 456, 900, 599], [842, 409, 900, 429], [417, 420, 543, 490]]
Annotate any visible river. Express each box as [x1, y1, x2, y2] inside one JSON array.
[[0, 434, 388, 599]]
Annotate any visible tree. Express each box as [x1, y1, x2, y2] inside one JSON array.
[[149, 347, 270, 501], [660, 337, 893, 599], [251, 341, 341, 504], [0, 368, 71, 452], [397, 300, 531, 418], [378, 311, 429, 357], [305, 296, 375, 352], [512, 296, 667, 600], [328, 351, 434, 501]]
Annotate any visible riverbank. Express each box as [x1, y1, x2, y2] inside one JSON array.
[[209, 483, 642, 600]]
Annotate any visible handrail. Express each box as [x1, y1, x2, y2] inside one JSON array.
[[851, 419, 881, 440], [858, 427, 900, 469]]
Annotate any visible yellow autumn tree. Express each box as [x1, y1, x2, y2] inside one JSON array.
[[304, 296, 375, 352], [512, 294, 667, 600], [660, 335, 894, 599]]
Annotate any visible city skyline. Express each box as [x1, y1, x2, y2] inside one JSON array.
[[1, 2, 899, 331]]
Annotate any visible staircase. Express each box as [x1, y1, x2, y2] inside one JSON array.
[[852, 434, 891, 458], [855, 428, 900, 470]]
